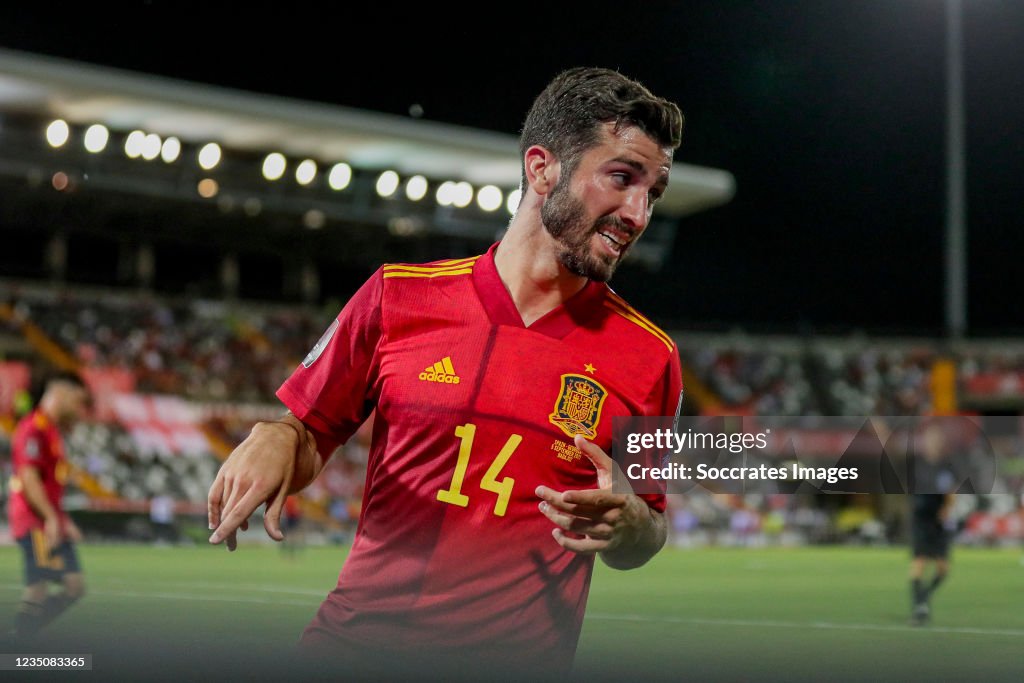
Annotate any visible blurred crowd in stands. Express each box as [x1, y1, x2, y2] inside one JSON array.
[[6, 286, 323, 402], [684, 334, 1024, 417], [682, 339, 936, 416], [2, 284, 1023, 546]]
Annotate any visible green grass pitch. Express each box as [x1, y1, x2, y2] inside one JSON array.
[[1, 543, 1021, 681]]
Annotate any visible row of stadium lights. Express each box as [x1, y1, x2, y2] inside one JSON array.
[[44, 119, 522, 214]]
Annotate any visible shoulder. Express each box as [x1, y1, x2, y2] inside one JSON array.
[[380, 255, 481, 286], [345, 254, 483, 307], [582, 287, 681, 405], [377, 255, 483, 323], [13, 412, 48, 459], [599, 287, 677, 359]]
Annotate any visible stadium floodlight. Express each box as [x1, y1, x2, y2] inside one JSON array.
[[476, 185, 503, 212], [161, 136, 181, 163], [124, 130, 145, 158], [198, 142, 222, 170], [375, 170, 399, 198], [328, 162, 352, 190], [506, 188, 522, 215], [262, 152, 287, 181], [83, 124, 109, 153], [141, 133, 162, 161], [197, 178, 219, 198], [436, 180, 456, 207], [452, 181, 473, 208], [405, 175, 428, 201], [46, 119, 70, 148], [295, 159, 317, 186]]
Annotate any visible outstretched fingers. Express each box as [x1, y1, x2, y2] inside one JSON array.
[[210, 479, 260, 548]]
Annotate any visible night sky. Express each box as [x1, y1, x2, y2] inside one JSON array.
[[1, 1, 1022, 336]]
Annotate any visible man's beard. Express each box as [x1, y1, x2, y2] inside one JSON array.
[[540, 179, 631, 283]]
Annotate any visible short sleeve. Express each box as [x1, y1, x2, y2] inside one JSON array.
[[12, 419, 44, 469], [650, 343, 684, 418], [276, 268, 384, 450], [636, 343, 684, 514]]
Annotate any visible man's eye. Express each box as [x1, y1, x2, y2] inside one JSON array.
[[612, 172, 631, 185]]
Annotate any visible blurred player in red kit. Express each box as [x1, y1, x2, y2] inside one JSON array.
[[280, 494, 304, 557], [208, 67, 684, 674], [7, 372, 89, 640]]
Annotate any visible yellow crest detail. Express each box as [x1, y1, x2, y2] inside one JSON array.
[[549, 374, 607, 439]]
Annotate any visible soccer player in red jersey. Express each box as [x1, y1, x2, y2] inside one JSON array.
[[208, 67, 684, 673], [7, 372, 89, 639]]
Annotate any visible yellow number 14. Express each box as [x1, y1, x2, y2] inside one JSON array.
[[436, 423, 522, 517]]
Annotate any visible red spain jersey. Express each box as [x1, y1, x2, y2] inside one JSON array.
[[278, 243, 682, 669], [7, 410, 70, 538]]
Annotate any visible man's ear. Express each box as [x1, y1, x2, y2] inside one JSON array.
[[524, 145, 559, 196]]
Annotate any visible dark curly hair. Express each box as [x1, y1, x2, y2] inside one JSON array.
[[519, 67, 684, 190]]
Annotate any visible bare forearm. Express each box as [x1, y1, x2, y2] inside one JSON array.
[[600, 498, 667, 570]]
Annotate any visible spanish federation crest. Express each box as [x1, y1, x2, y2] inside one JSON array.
[[549, 374, 608, 439]]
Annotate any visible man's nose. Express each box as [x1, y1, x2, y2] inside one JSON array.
[[619, 190, 650, 231]]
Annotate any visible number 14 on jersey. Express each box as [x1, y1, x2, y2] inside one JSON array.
[[436, 423, 522, 517]]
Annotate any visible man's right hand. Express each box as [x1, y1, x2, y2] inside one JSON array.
[[207, 421, 301, 551]]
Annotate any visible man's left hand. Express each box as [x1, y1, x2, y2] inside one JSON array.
[[536, 435, 658, 560]]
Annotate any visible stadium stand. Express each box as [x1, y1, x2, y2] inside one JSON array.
[[3, 281, 322, 402]]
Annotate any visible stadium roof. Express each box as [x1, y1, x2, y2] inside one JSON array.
[[0, 48, 735, 218]]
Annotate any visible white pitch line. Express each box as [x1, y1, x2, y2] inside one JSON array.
[[588, 613, 1024, 638], [94, 588, 315, 607], [3, 582, 1021, 639]]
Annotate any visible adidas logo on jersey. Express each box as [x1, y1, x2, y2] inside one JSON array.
[[419, 356, 461, 384]]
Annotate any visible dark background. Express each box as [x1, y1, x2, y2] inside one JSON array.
[[1, 1, 1022, 336]]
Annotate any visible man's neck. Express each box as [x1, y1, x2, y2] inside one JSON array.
[[493, 219, 589, 327]]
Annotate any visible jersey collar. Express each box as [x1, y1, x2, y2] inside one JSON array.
[[471, 242, 607, 339]]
